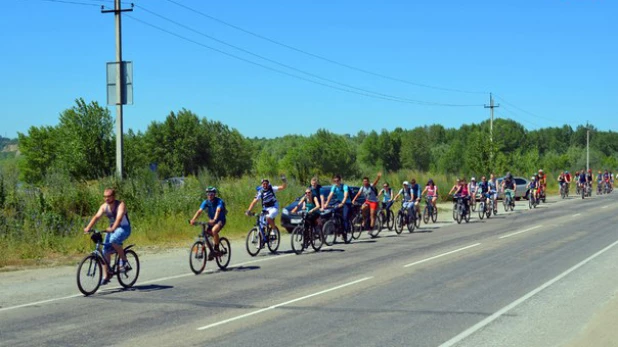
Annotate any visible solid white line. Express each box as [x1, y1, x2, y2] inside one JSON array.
[[0, 294, 82, 313], [602, 205, 609, 209], [197, 277, 373, 331], [499, 225, 543, 239], [0, 253, 294, 313], [572, 213, 581, 217], [439, 238, 618, 347], [404, 243, 481, 268]]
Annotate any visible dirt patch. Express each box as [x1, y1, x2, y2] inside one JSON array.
[[564, 292, 618, 347]]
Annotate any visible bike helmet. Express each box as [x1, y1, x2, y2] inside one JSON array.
[[205, 186, 217, 194], [538, 169, 543, 174], [471, 177, 476, 181], [531, 176, 536, 180], [565, 171, 569, 174], [403, 181, 410, 186]]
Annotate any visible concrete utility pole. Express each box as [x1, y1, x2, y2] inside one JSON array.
[[102, 0, 133, 178], [587, 122, 590, 172], [484, 93, 499, 162]]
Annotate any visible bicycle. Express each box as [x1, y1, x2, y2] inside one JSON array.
[[378, 201, 395, 231], [245, 210, 281, 257], [321, 205, 352, 246], [503, 191, 515, 212], [470, 191, 478, 212], [351, 202, 383, 238], [189, 221, 231, 273], [290, 211, 324, 254], [478, 193, 492, 220], [453, 195, 470, 224], [395, 202, 416, 233], [596, 182, 603, 195], [528, 190, 538, 209], [76, 229, 140, 296], [560, 183, 567, 199], [422, 196, 438, 224]]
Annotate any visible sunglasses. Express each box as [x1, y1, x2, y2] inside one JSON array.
[[103, 195, 113, 198]]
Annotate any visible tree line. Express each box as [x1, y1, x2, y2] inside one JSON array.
[[14, 98, 618, 185]]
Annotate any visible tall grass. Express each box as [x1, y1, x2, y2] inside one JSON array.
[[0, 167, 562, 268]]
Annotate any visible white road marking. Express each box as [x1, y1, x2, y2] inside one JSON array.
[[572, 213, 581, 217], [602, 205, 609, 209], [404, 243, 481, 268], [439, 238, 618, 347], [499, 225, 543, 239], [197, 277, 374, 331], [0, 253, 293, 313]]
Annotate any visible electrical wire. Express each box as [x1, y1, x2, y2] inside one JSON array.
[[163, 0, 487, 95], [19, 0, 101, 6], [493, 94, 561, 125]]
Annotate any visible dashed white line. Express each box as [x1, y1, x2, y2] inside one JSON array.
[[572, 213, 581, 217], [439, 238, 618, 347], [499, 225, 543, 239], [197, 277, 373, 330], [0, 253, 294, 313], [602, 205, 609, 209], [404, 243, 481, 268]]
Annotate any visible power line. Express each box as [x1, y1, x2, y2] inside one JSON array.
[[134, 4, 481, 107], [126, 14, 482, 107], [493, 94, 562, 125], [498, 105, 542, 128], [19, 0, 101, 6], [163, 0, 487, 95]]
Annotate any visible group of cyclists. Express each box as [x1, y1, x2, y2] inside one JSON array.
[[84, 166, 616, 285]]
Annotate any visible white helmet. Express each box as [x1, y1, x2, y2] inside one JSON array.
[[471, 177, 476, 181], [403, 181, 409, 186], [531, 176, 536, 181]]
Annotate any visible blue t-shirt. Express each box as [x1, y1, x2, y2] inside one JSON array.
[[200, 197, 226, 221], [330, 184, 352, 204]]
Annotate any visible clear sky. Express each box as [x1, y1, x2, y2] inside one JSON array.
[[1, 0, 616, 139]]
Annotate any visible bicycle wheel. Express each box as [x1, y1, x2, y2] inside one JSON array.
[[406, 213, 415, 233], [456, 204, 463, 224], [322, 220, 336, 246], [215, 237, 231, 270], [464, 206, 471, 223], [486, 204, 492, 219], [471, 197, 477, 212], [351, 214, 363, 240], [291, 226, 305, 255], [267, 227, 281, 253], [76, 254, 102, 296], [394, 211, 404, 235], [528, 197, 533, 209], [423, 206, 430, 224], [342, 221, 353, 244], [368, 215, 382, 238], [478, 202, 485, 220], [310, 226, 324, 252], [189, 241, 207, 274], [245, 227, 262, 257], [452, 204, 458, 221], [509, 201, 515, 211], [431, 206, 438, 223], [117, 249, 140, 288], [387, 210, 395, 231]]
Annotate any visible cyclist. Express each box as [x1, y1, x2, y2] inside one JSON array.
[[557, 171, 566, 193], [454, 177, 471, 212], [448, 178, 461, 196], [489, 173, 498, 211], [246, 176, 288, 236], [291, 188, 321, 228], [537, 169, 547, 199], [564, 171, 572, 195], [352, 173, 382, 229], [477, 176, 491, 208], [393, 181, 416, 218], [83, 188, 131, 286], [603, 170, 611, 192], [528, 176, 539, 201], [309, 177, 326, 208], [190, 186, 226, 260], [378, 182, 394, 210], [586, 169, 593, 193], [469, 177, 479, 206], [323, 174, 353, 231], [501, 172, 517, 207], [421, 179, 439, 210], [578, 170, 587, 194]]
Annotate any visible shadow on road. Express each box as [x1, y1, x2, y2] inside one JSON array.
[[224, 265, 261, 272], [319, 248, 345, 253], [98, 284, 174, 296]]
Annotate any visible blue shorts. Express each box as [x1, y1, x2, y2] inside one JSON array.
[[103, 226, 131, 255]]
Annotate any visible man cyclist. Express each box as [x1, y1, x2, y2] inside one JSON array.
[[352, 173, 382, 229], [246, 176, 287, 236], [586, 169, 593, 193], [557, 171, 566, 194], [578, 170, 588, 195], [477, 176, 491, 209], [528, 176, 539, 201], [501, 172, 517, 207], [564, 171, 572, 195], [190, 186, 226, 260], [488, 174, 498, 212], [537, 169, 547, 200], [83, 188, 131, 285], [323, 174, 353, 231], [393, 181, 416, 218], [309, 177, 326, 208]]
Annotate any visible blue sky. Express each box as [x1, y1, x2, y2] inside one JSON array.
[[1, 0, 616, 139]]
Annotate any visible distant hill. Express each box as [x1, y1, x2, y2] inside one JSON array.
[[0, 136, 17, 152]]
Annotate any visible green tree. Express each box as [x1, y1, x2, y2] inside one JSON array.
[[18, 126, 58, 183]]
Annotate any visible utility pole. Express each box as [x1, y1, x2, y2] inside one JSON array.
[[484, 93, 500, 164], [102, 1, 133, 179], [586, 122, 590, 172]]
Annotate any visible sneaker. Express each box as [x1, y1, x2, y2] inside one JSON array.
[[208, 252, 215, 261], [100, 277, 110, 286]]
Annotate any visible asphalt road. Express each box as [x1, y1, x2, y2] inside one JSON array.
[[1, 193, 618, 347]]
